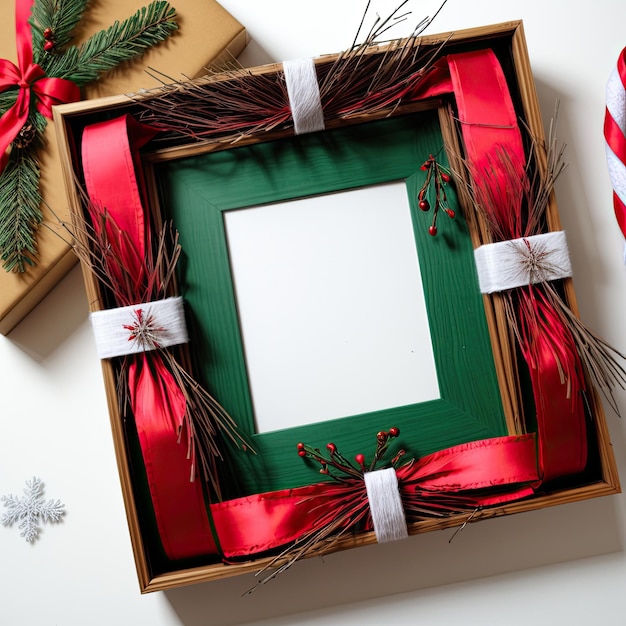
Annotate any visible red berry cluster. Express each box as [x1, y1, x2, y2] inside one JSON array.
[[296, 427, 405, 481], [418, 154, 454, 236], [43, 27, 55, 53]]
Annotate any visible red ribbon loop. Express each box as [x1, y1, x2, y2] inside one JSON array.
[[0, 0, 80, 170]]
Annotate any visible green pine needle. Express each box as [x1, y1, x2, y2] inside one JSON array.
[[31, 0, 91, 63], [43, 1, 178, 86], [0, 117, 46, 273], [0, 0, 178, 273], [0, 91, 18, 115]]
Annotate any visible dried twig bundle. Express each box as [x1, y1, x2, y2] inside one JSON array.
[[51, 190, 251, 499], [453, 109, 626, 415], [134, 1, 449, 143]]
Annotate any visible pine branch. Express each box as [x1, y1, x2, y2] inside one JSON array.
[[0, 1, 178, 273], [0, 91, 18, 116], [31, 0, 92, 65], [0, 114, 46, 273], [44, 1, 178, 86]]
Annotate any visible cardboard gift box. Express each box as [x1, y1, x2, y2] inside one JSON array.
[[0, 0, 247, 335], [54, 20, 620, 592]]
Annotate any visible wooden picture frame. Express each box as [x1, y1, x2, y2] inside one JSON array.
[[54, 20, 620, 593], [151, 106, 510, 495]]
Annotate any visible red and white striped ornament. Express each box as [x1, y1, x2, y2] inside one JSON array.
[[604, 46, 626, 262]]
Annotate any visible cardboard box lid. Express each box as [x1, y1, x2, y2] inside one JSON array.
[[0, 0, 247, 335]]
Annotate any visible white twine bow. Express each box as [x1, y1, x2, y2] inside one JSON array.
[[473, 231, 572, 294], [89, 296, 188, 359], [363, 467, 409, 543], [283, 57, 325, 135]]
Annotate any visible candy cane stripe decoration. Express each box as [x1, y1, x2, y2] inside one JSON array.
[[605, 46, 626, 262]]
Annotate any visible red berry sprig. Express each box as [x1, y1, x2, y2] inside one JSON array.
[[296, 427, 404, 482], [43, 27, 55, 53], [418, 155, 454, 236]]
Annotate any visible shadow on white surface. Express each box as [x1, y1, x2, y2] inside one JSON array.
[[241, 551, 626, 626], [163, 492, 623, 625], [7, 264, 89, 363]]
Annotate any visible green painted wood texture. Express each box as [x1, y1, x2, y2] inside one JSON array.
[[156, 110, 507, 496]]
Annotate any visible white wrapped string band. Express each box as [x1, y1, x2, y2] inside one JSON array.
[[363, 467, 408, 543], [474, 231, 572, 294], [89, 296, 188, 359], [283, 58, 325, 135]]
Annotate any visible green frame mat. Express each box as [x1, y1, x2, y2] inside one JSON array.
[[155, 108, 508, 496]]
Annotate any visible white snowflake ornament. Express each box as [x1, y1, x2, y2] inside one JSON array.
[[1, 477, 65, 542]]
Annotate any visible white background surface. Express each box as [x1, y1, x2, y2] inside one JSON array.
[[2, 1, 626, 624]]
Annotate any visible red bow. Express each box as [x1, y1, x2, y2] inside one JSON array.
[[0, 0, 80, 170]]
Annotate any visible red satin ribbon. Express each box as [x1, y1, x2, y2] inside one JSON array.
[[82, 115, 155, 287], [82, 115, 218, 559], [0, 0, 80, 170], [210, 434, 538, 558], [80, 48, 586, 561], [369, 50, 587, 480], [517, 287, 587, 481], [445, 51, 587, 481], [128, 354, 218, 558]]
